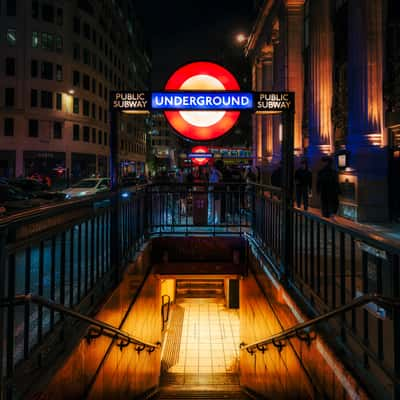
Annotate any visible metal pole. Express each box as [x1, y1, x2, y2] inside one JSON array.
[[110, 108, 121, 282], [280, 109, 294, 281]]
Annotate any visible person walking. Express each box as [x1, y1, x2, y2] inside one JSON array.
[[317, 156, 340, 218], [295, 160, 312, 210]]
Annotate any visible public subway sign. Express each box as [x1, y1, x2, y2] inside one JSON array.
[[111, 62, 295, 141]]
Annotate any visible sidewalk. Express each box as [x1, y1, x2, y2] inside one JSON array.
[[299, 206, 400, 246]]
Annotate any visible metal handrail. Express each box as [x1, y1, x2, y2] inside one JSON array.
[[1, 294, 161, 352], [240, 294, 400, 354], [161, 294, 171, 331]]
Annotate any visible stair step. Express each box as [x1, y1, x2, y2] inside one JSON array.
[[157, 390, 248, 399], [176, 280, 225, 299]]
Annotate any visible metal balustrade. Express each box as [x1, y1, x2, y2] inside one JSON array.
[[0, 182, 399, 398]]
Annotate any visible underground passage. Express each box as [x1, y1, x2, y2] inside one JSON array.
[[1, 185, 399, 399]]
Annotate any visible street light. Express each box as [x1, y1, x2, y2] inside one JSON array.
[[236, 33, 247, 44]]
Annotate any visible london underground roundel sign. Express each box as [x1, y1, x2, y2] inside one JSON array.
[[164, 62, 241, 142]]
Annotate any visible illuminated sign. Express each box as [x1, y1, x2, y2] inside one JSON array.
[[111, 91, 150, 113], [190, 146, 212, 166], [164, 61, 241, 142], [151, 92, 253, 110], [254, 92, 295, 113], [111, 63, 295, 141]]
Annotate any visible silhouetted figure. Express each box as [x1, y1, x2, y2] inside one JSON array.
[[271, 163, 282, 187], [317, 156, 340, 218], [295, 160, 312, 210]]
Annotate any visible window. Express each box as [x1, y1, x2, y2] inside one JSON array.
[[83, 100, 89, 116], [40, 90, 53, 108], [4, 118, 14, 136], [99, 106, 102, 121], [53, 122, 62, 139], [92, 29, 96, 44], [41, 32, 54, 50], [98, 83, 103, 98], [73, 124, 80, 141], [56, 64, 63, 81], [55, 36, 63, 52], [92, 128, 96, 143], [32, 32, 39, 48], [56, 8, 63, 25], [104, 110, 107, 123], [56, 93, 62, 110], [28, 119, 39, 137], [7, 0, 16, 16], [5, 88, 14, 107], [98, 130, 102, 144], [31, 60, 38, 77], [41, 61, 53, 80], [99, 59, 103, 73], [83, 23, 90, 40], [29, 119, 39, 137], [104, 132, 108, 146], [83, 49, 90, 65], [42, 3, 54, 22], [73, 97, 79, 113], [7, 29, 16, 46], [73, 17, 80, 34], [83, 126, 89, 142], [5, 58, 15, 76], [92, 78, 96, 93], [83, 74, 90, 90], [32, 1, 39, 18], [91, 103, 96, 118], [73, 44, 80, 60], [31, 89, 38, 107], [73, 70, 80, 86], [104, 87, 108, 101], [91, 53, 96, 69]]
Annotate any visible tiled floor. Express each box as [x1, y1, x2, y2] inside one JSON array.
[[166, 298, 240, 375]]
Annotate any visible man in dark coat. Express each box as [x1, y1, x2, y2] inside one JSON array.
[[317, 156, 340, 218], [295, 160, 312, 210]]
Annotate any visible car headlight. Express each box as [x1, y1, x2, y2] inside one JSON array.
[[65, 194, 71, 199], [78, 191, 87, 196]]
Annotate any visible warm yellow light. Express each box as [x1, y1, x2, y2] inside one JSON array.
[[236, 33, 247, 44], [68, 89, 75, 95]]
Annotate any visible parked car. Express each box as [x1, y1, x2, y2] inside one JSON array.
[[62, 178, 111, 199]]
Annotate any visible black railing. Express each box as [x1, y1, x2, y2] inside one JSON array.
[[1, 182, 400, 398], [240, 294, 400, 354], [251, 183, 400, 399], [1, 294, 160, 352], [146, 182, 252, 236], [0, 188, 147, 397]]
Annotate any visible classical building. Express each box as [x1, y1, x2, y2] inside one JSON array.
[[247, 0, 396, 222], [0, 0, 150, 184]]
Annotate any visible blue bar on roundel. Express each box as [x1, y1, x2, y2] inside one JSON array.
[[151, 91, 253, 110]]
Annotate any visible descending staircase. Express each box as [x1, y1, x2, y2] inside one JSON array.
[[175, 279, 225, 299]]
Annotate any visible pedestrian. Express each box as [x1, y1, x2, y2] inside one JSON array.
[[295, 160, 312, 210], [317, 156, 340, 218], [208, 164, 223, 224], [271, 162, 283, 187]]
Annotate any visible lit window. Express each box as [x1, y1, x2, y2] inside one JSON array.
[[32, 32, 39, 48], [7, 29, 16, 46]]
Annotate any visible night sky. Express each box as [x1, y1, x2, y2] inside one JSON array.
[[134, 0, 255, 89]]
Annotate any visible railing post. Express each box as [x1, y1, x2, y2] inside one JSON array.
[[0, 227, 7, 399], [392, 253, 400, 399], [280, 109, 294, 281], [110, 107, 121, 283]]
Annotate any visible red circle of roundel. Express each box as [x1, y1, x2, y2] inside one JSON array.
[[192, 146, 210, 166], [164, 61, 240, 142]]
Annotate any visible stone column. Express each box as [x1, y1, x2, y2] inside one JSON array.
[[286, 0, 305, 153], [347, 0, 387, 221], [255, 62, 263, 165], [261, 53, 274, 158], [307, 0, 334, 206]]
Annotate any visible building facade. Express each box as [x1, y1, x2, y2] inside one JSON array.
[[0, 0, 150, 184], [247, 0, 397, 222]]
